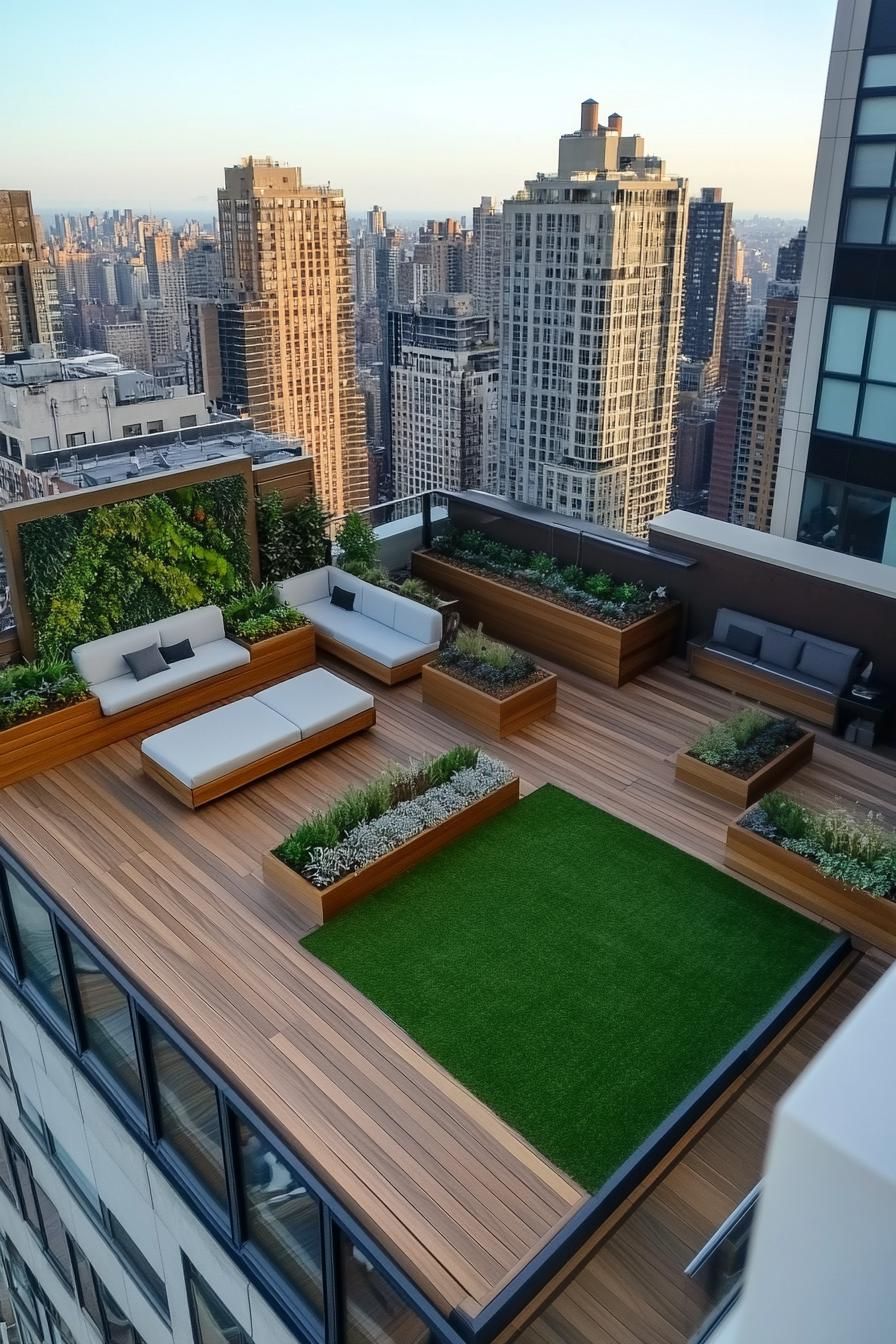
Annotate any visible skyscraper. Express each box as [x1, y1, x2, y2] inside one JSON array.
[[681, 187, 733, 389], [216, 157, 368, 513], [472, 196, 503, 326], [389, 292, 498, 497], [772, 0, 896, 566], [0, 189, 62, 357], [774, 226, 806, 286], [367, 204, 387, 237], [144, 229, 187, 349], [498, 100, 687, 537]]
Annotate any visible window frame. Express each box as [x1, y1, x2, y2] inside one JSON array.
[[814, 299, 896, 444], [0, 856, 77, 1041]]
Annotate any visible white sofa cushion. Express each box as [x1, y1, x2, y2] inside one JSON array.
[[72, 621, 162, 686], [277, 569, 329, 608], [326, 567, 366, 601], [255, 668, 374, 736], [142, 699, 299, 788], [392, 593, 442, 645], [359, 584, 397, 627], [90, 638, 250, 715], [157, 605, 224, 649], [300, 600, 436, 667]]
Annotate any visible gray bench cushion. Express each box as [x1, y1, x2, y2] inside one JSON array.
[[255, 668, 374, 736], [753, 661, 842, 697], [712, 607, 792, 644], [142, 699, 299, 788], [703, 639, 759, 666]]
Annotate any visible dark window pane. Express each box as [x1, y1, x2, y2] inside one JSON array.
[[106, 1210, 168, 1317], [50, 1136, 101, 1220], [98, 1279, 135, 1344], [71, 1241, 105, 1336], [33, 1183, 73, 1287], [6, 874, 70, 1031], [236, 1119, 323, 1318], [0, 1025, 12, 1086], [0, 1127, 17, 1205], [148, 1025, 226, 1211], [68, 939, 143, 1110], [188, 1267, 249, 1344], [6, 1242, 41, 1325], [340, 1235, 432, 1344], [18, 1093, 48, 1150], [9, 1141, 42, 1237]]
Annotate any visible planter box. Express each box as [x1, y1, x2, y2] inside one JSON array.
[[411, 550, 680, 687], [0, 697, 101, 790], [422, 663, 557, 738], [242, 623, 316, 671], [263, 775, 520, 923], [675, 730, 815, 808], [725, 820, 896, 957]]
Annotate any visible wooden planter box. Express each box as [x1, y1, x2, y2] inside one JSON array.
[[263, 775, 520, 923], [0, 697, 101, 790], [411, 550, 680, 687], [725, 820, 896, 956], [422, 663, 557, 738], [241, 623, 316, 671], [675, 730, 815, 808]]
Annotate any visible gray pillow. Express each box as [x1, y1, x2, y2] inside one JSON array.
[[797, 641, 854, 688], [760, 630, 804, 670], [123, 644, 169, 681], [725, 625, 762, 658]]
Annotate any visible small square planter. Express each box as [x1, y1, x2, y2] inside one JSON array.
[[263, 776, 520, 923], [240, 623, 316, 674], [422, 663, 557, 738], [675, 730, 815, 808], [725, 819, 896, 956]]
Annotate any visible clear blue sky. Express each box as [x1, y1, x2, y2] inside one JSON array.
[[5, 0, 836, 219]]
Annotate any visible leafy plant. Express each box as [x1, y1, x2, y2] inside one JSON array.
[[336, 512, 378, 571], [398, 577, 440, 609], [688, 709, 801, 774], [222, 583, 307, 641], [257, 490, 330, 582], [436, 625, 536, 692], [0, 658, 89, 730]]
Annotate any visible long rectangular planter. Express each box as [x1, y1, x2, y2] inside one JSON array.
[[411, 550, 680, 686], [0, 697, 102, 790], [675, 730, 815, 808], [263, 775, 520, 923], [422, 663, 557, 738], [725, 820, 896, 956]]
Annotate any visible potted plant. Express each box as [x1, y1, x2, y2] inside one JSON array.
[[422, 626, 557, 737], [412, 529, 680, 686], [726, 791, 896, 954], [675, 708, 814, 806], [0, 658, 97, 789], [263, 746, 519, 921], [222, 584, 315, 668]]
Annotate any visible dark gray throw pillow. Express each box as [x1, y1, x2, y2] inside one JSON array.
[[160, 638, 194, 664], [123, 644, 169, 681], [725, 624, 761, 658], [331, 585, 355, 612], [760, 630, 804, 670]]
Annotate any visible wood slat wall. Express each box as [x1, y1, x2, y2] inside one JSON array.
[[253, 456, 316, 511]]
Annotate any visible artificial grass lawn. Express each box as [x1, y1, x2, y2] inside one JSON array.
[[302, 785, 835, 1190]]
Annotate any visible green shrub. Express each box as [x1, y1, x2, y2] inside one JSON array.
[[222, 584, 307, 641], [0, 659, 89, 730], [336, 512, 378, 571], [257, 490, 330, 582], [757, 791, 812, 840], [690, 708, 777, 767], [398, 577, 440, 608], [748, 793, 896, 900]]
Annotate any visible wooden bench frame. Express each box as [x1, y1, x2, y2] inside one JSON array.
[[143, 706, 376, 808], [687, 640, 838, 729]]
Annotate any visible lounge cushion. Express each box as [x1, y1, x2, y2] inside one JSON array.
[[142, 699, 299, 788], [703, 639, 759, 667], [711, 607, 791, 645], [124, 644, 169, 681], [760, 630, 804, 670], [255, 668, 374, 736], [393, 593, 442, 645], [326, 567, 366, 600], [753, 661, 842, 697], [301, 599, 439, 667], [158, 605, 224, 649], [331, 585, 356, 611], [277, 569, 329, 607], [796, 641, 856, 689], [72, 621, 161, 686], [725, 625, 762, 658], [91, 639, 249, 715], [359, 584, 397, 627]]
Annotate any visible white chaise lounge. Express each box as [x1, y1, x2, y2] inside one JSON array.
[[72, 605, 249, 715], [276, 567, 441, 684], [140, 668, 375, 807]]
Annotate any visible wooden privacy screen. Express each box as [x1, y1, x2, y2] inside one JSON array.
[[0, 456, 260, 659], [253, 455, 315, 510]]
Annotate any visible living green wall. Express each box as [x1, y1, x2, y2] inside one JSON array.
[[20, 475, 250, 658]]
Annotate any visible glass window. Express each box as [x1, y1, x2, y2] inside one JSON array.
[[858, 95, 896, 134], [71, 1241, 105, 1337], [68, 939, 143, 1110], [340, 1234, 432, 1344], [147, 1024, 227, 1211], [817, 377, 860, 434], [187, 1267, 251, 1344], [33, 1183, 73, 1288], [859, 382, 896, 442], [17, 1093, 48, 1150], [851, 142, 896, 187], [845, 196, 888, 243], [9, 1139, 42, 1237], [868, 308, 896, 381], [0, 1025, 12, 1087], [864, 53, 896, 88], [825, 305, 869, 374], [49, 1135, 102, 1220], [6, 874, 70, 1030], [235, 1118, 323, 1317], [5, 1242, 41, 1326], [97, 1280, 135, 1344], [0, 1127, 17, 1205], [105, 1210, 168, 1318]]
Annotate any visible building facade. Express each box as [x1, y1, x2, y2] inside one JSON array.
[[681, 187, 733, 389], [0, 191, 62, 358], [472, 197, 503, 326], [215, 157, 368, 514], [498, 100, 687, 537], [389, 293, 498, 497], [772, 0, 896, 566]]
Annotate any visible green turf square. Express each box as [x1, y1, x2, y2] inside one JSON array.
[[302, 784, 835, 1189]]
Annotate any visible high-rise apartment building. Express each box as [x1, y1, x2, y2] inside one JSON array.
[[367, 204, 387, 236], [0, 190, 62, 358], [472, 196, 503, 326], [389, 292, 498, 497], [183, 242, 222, 301], [681, 187, 733, 389], [775, 226, 806, 285], [144, 231, 187, 348], [215, 157, 368, 513], [414, 220, 472, 296], [498, 100, 687, 536], [772, 0, 896, 566]]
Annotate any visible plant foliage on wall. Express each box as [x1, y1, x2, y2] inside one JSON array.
[[256, 489, 330, 582], [21, 474, 250, 658]]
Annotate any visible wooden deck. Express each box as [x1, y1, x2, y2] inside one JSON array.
[[0, 655, 893, 1327]]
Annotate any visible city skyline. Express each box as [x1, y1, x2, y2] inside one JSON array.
[[7, 0, 835, 217]]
